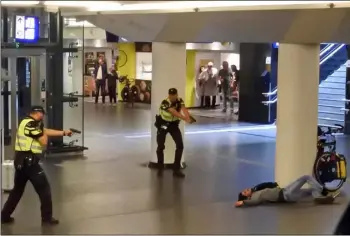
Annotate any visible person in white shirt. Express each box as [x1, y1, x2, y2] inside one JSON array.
[[199, 62, 218, 108], [94, 58, 108, 104]]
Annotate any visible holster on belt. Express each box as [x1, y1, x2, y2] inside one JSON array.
[[14, 152, 39, 169], [155, 115, 167, 129]]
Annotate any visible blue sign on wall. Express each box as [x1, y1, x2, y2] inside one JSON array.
[[15, 15, 39, 43], [272, 42, 279, 49]]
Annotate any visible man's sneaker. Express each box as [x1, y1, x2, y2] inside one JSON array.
[[1, 216, 14, 224], [332, 191, 341, 199], [321, 187, 329, 196], [222, 109, 227, 112], [42, 217, 59, 225], [314, 195, 335, 204], [173, 171, 185, 178]]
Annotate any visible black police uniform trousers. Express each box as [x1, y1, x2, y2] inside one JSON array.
[[156, 122, 184, 170], [1, 152, 53, 220]]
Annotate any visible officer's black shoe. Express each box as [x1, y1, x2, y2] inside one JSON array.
[[42, 217, 59, 225], [173, 170, 185, 178], [321, 187, 329, 196], [1, 216, 14, 224], [157, 169, 163, 178]]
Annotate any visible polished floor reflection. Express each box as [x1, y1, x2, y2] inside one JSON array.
[[2, 102, 350, 234]]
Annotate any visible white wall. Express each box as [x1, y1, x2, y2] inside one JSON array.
[[136, 52, 152, 80], [221, 53, 240, 69]]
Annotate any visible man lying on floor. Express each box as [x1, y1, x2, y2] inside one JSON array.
[[235, 175, 339, 207]]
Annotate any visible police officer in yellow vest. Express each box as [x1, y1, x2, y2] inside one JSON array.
[[1, 106, 72, 225], [155, 88, 194, 178]]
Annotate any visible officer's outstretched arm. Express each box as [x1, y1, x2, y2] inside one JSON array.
[[167, 108, 187, 121], [181, 105, 190, 119], [44, 128, 72, 137], [44, 128, 65, 137]]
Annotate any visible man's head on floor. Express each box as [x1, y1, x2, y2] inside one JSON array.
[[238, 188, 252, 201]]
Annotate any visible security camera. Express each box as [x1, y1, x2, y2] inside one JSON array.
[[194, 8, 199, 12], [328, 3, 335, 8]]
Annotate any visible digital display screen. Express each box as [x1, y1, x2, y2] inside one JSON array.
[[15, 15, 40, 43]]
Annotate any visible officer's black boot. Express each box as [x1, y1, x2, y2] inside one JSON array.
[[42, 217, 59, 225], [173, 148, 185, 178], [173, 170, 185, 178], [1, 216, 14, 224], [157, 163, 164, 178]]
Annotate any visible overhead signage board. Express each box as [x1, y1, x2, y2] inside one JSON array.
[[15, 15, 39, 43]]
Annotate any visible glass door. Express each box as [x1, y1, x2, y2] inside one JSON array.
[[1, 48, 47, 161], [62, 23, 85, 152], [1, 57, 18, 161], [62, 50, 85, 151]]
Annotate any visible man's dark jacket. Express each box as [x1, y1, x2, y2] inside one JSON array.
[[94, 63, 108, 80]]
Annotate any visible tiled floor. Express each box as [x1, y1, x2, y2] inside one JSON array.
[[1, 102, 349, 234]]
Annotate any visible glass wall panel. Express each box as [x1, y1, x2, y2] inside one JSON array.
[[62, 23, 85, 150]]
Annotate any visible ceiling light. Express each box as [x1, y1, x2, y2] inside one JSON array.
[[44, 1, 121, 9], [1, 1, 39, 6]]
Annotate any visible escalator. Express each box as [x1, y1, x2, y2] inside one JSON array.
[[318, 44, 348, 126], [263, 43, 348, 127]]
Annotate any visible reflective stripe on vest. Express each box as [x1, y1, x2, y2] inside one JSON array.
[[159, 98, 179, 122], [15, 118, 43, 154]]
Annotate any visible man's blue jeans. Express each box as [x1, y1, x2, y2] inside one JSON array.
[[282, 175, 323, 202]]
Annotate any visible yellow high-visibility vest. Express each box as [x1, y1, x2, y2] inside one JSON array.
[[15, 118, 43, 154], [159, 98, 183, 122]]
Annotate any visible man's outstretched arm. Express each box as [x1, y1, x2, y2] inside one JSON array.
[[44, 128, 72, 137]]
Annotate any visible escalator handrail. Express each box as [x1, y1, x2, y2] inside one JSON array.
[[320, 44, 345, 65]]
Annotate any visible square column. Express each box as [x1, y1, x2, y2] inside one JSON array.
[[150, 43, 187, 167], [275, 43, 320, 186]]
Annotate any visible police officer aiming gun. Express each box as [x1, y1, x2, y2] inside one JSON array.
[[1, 106, 73, 225], [155, 88, 195, 178]]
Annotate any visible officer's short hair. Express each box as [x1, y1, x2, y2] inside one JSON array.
[[30, 106, 45, 114], [168, 88, 178, 95]]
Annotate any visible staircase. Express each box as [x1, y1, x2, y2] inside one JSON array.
[[318, 44, 347, 126]]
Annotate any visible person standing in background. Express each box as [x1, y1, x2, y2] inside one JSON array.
[[94, 57, 108, 104], [107, 67, 118, 105], [219, 61, 234, 113], [231, 64, 240, 115], [196, 66, 206, 108], [199, 62, 218, 109]]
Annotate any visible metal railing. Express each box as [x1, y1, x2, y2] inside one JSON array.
[[262, 43, 346, 104]]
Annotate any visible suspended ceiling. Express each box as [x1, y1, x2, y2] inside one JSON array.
[[71, 8, 350, 44]]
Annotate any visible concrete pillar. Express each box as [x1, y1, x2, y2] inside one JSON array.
[[149, 42, 187, 168], [275, 43, 320, 186]]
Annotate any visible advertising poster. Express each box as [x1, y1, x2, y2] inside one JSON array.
[[134, 79, 152, 104]]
